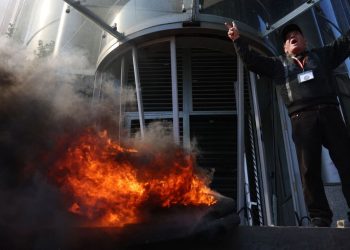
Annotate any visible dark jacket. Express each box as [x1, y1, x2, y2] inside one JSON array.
[[233, 31, 350, 114]]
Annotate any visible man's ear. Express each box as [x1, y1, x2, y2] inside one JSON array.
[[283, 42, 288, 54]]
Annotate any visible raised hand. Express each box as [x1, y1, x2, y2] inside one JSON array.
[[225, 21, 240, 41]]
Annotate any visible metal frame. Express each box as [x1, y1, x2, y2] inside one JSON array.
[[170, 37, 180, 144], [132, 46, 145, 138], [236, 56, 246, 224], [92, 71, 103, 103], [181, 47, 192, 149], [119, 56, 126, 142], [62, 0, 124, 40], [132, 38, 181, 143], [261, 0, 322, 37], [249, 72, 273, 226]]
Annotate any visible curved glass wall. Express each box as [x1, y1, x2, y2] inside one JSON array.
[[53, 3, 102, 66], [11, 0, 63, 54], [5, 0, 101, 65], [0, 0, 13, 34]]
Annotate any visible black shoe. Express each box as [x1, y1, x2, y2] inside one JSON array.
[[310, 217, 331, 227]]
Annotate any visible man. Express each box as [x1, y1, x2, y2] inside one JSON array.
[[226, 22, 350, 227]]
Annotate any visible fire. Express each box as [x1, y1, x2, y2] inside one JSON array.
[[50, 129, 216, 227]]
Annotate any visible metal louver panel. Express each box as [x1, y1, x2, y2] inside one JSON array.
[[191, 48, 236, 111], [136, 43, 183, 112], [190, 115, 236, 199]]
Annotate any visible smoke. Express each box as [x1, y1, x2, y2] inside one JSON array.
[[0, 35, 216, 240], [0, 36, 132, 228]]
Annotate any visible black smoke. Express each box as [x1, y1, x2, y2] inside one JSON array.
[[0, 37, 129, 229]]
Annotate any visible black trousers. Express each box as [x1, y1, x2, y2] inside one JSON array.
[[291, 105, 350, 221]]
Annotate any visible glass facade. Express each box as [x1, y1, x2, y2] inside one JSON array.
[[199, 0, 306, 31], [77, 0, 185, 27]]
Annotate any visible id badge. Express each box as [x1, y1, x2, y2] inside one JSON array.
[[297, 70, 314, 83]]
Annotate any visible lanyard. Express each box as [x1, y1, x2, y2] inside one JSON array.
[[291, 56, 307, 70]]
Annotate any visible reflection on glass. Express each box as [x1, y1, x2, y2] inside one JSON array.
[[80, 0, 184, 34], [199, 0, 307, 31], [11, 0, 63, 55]]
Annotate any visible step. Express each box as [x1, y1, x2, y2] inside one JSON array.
[[140, 225, 350, 250], [1, 225, 350, 249]]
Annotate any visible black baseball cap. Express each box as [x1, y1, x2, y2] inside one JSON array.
[[281, 23, 303, 42]]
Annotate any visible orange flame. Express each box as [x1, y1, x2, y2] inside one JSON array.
[[51, 129, 216, 227]]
